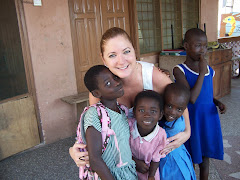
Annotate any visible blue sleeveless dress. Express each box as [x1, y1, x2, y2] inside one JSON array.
[[175, 64, 224, 164], [159, 116, 196, 180]]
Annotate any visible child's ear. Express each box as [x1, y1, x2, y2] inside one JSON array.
[[91, 90, 101, 98], [159, 111, 164, 121]]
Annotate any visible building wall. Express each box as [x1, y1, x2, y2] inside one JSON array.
[[23, 0, 77, 143]]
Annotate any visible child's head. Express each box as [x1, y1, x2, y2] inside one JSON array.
[[133, 90, 164, 133], [84, 65, 124, 100], [184, 28, 208, 61], [164, 83, 190, 122]]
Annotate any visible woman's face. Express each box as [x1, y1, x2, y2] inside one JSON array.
[[101, 35, 137, 79]]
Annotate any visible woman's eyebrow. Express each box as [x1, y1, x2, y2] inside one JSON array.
[[107, 51, 115, 56], [123, 47, 130, 51]]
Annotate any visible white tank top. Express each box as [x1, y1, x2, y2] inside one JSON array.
[[128, 61, 154, 118], [138, 61, 154, 90]]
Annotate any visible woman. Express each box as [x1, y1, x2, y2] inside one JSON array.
[[69, 27, 191, 173]]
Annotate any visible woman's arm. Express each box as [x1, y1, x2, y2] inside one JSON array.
[[86, 126, 114, 180], [160, 108, 190, 154], [156, 65, 191, 154], [152, 66, 173, 94], [69, 93, 100, 166]]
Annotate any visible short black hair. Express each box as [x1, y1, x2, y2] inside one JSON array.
[[164, 83, 190, 104], [184, 28, 207, 43], [84, 65, 109, 92], [133, 90, 164, 112]]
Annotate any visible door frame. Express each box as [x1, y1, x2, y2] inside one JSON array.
[[128, 0, 140, 60], [3, 0, 43, 142]]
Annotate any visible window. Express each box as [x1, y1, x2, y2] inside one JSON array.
[[161, 0, 182, 50], [136, 0, 199, 54], [137, 0, 162, 54], [0, 1, 28, 101], [182, 0, 199, 38]]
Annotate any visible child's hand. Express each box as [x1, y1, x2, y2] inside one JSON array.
[[148, 176, 155, 180], [199, 55, 208, 75], [217, 102, 227, 114], [133, 158, 149, 174], [158, 68, 170, 77]]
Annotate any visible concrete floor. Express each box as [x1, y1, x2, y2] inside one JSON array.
[[0, 78, 239, 180]]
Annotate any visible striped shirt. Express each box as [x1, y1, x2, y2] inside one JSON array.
[[83, 106, 137, 180]]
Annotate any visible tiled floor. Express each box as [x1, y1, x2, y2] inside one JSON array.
[[211, 78, 240, 180], [0, 78, 239, 180]]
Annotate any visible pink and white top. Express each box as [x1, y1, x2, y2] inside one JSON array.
[[129, 118, 167, 180]]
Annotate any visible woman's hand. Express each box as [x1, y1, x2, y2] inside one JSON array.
[[160, 131, 188, 155], [69, 142, 89, 167], [158, 68, 170, 78]]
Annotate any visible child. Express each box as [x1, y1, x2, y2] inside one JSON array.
[[173, 28, 226, 180], [79, 65, 137, 180], [159, 83, 196, 180], [129, 90, 167, 180]]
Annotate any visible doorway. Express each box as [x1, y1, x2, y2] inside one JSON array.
[[0, 0, 40, 160], [68, 0, 130, 93]]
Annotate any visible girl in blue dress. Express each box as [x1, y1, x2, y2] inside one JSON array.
[[159, 83, 196, 180], [173, 28, 226, 180]]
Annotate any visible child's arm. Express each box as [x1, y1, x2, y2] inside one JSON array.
[[129, 118, 149, 174], [173, 55, 208, 104], [86, 126, 114, 180], [148, 161, 160, 179], [213, 98, 227, 114], [132, 156, 149, 174], [148, 128, 166, 179]]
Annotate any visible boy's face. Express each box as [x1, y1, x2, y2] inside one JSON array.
[[134, 97, 163, 132], [94, 68, 124, 100], [164, 93, 188, 122], [185, 35, 208, 61]]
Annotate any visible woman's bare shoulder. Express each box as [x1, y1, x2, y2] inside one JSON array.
[[152, 66, 172, 94]]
